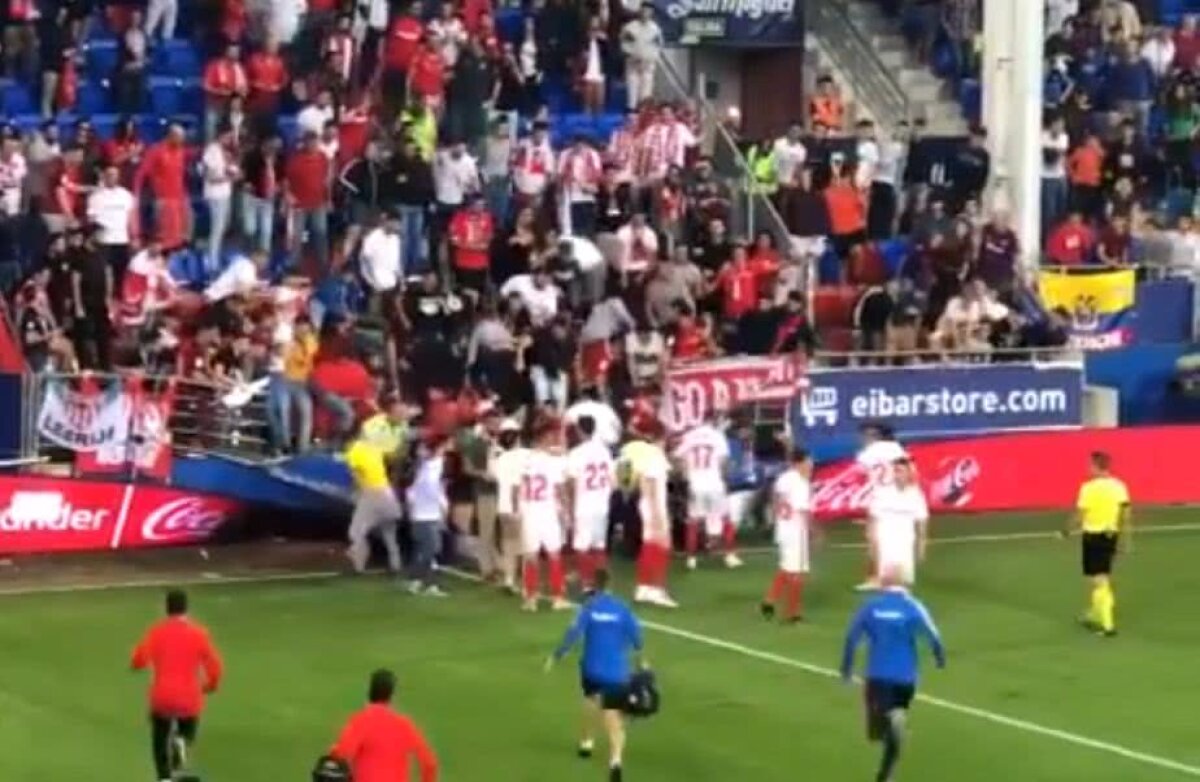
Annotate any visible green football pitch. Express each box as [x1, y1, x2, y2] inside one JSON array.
[[2, 509, 1200, 782]]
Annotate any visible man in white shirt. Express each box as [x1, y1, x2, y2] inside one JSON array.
[[359, 212, 403, 297], [674, 415, 740, 570], [868, 127, 905, 239], [615, 213, 658, 278], [565, 415, 616, 591], [932, 277, 1010, 352], [1140, 26, 1176, 78], [763, 447, 813, 622], [558, 136, 603, 237], [857, 424, 908, 590], [867, 456, 929, 586], [771, 121, 808, 219], [513, 421, 571, 611], [204, 247, 266, 302], [491, 419, 531, 593], [86, 163, 137, 284], [566, 390, 622, 447], [512, 121, 556, 202], [434, 141, 481, 216], [1041, 116, 1070, 242], [0, 133, 27, 221], [297, 89, 336, 137], [620, 4, 663, 110], [500, 268, 561, 327], [202, 126, 239, 275]]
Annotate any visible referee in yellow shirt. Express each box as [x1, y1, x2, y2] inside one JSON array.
[[1063, 451, 1131, 637]]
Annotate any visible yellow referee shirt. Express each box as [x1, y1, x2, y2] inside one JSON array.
[[618, 439, 658, 490], [345, 440, 390, 492], [1076, 476, 1130, 534]]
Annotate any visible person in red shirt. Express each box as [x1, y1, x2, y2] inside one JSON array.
[[330, 669, 439, 782], [408, 35, 446, 114], [131, 589, 223, 782], [202, 43, 248, 140], [134, 123, 191, 250], [671, 309, 715, 361], [247, 35, 289, 119], [41, 145, 86, 234], [1045, 211, 1095, 266], [286, 131, 332, 270], [748, 230, 781, 290], [713, 243, 759, 321], [825, 173, 867, 258], [381, 2, 425, 108], [449, 194, 495, 294]]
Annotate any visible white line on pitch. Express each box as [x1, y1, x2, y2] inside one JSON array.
[[0, 570, 343, 597]]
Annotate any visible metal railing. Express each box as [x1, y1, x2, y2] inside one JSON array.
[[808, 0, 911, 128], [810, 345, 1086, 368]]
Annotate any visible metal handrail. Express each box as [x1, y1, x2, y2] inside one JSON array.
[[808, 0, 911, 128], [811, 346, 1085, 367]]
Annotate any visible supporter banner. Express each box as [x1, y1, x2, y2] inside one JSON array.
[[793, 363, 1083, 443], [0, 477, 242, 555], [39, 376, 176, 478], [810, 426, 1200, 520], [654, 0, 803, 45], [662, 355, 807, 433], [1038, 268, 1136, 351]]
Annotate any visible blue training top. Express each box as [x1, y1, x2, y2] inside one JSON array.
[[554, 592, 644, 686], [840, 588, 946, 686]]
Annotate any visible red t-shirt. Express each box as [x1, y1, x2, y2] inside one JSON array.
[[409, 49, 445, 97], [135, 141, 189, 200], [247, 52, 288, 95], [331, 704, 438, 782], [449, 209, 494, 270], [286, 149, 331, 210], [385, 16, 423, 72], [715, 262, 759, 320], [672, 321, 708, 360], [130, 617, 224, 718], [748, 250, 780, 290], [1045, 222, 1095, 266]]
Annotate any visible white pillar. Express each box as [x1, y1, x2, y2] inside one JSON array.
[[982, 0, 1043, 269]]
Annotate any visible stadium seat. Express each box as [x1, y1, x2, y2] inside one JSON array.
[[137, 113, 167, 142], [84, 40, 120, 81], [494, 7, 525, 43], [879, 238, 912, 278], [91, 113, 120, 140], [278, 114, 300, 147], [13, 114, 42, 136], [151, 41, 202, 79], [606, 82, 629, 114], [958, 79, 981, 124], [168, 247, 208, 289], [1, 80, 35, 116], [77, 80, 113, 117], [149, 76, 185, 116], [816, 247, 842, 285], [812, 284, 860, 328]]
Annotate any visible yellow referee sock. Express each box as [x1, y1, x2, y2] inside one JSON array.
[[1095, 581, 1116, 633]]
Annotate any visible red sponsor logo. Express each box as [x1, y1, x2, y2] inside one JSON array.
[[138, 496, 228, 543], [813, 427, 1200, 520]]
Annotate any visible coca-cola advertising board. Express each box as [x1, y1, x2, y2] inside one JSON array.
[[662, 355, 806, 433], [0, 476, 243, 555], [811, 426, 1200, 520]]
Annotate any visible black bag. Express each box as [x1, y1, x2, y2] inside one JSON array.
[[312, 755, 352, 782], [623, 670, 661, 718]]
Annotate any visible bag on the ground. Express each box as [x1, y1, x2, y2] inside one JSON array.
[[623, 669, 661, 718], [312, 754, 352, 782]]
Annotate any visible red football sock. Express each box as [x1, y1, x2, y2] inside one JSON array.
[[548, 554, 566, 598], [576, 549, 595, 588], [636, 546, 655, 587], [685, 522, 701, 555], [652, 543, 672, 587], [522, 559, 540, 598], [722, 519, 737, 553], [785, 573, 805, 618], [765, 570, 787, 604]]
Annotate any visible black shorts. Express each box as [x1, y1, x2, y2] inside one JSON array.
[[864, 680, 915, 740], [1082, 532, 1118, 576], [582, 677, 630, 711]]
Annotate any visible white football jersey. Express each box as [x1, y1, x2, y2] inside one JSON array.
[[674, 424, 730, 486], [494, 446, 532, 515], [517, 450, 566, 522], [773, 469, 812, 530], [567, 439, 615, 517], [868, 483, 929, 548], [856, 439, 908, 488]]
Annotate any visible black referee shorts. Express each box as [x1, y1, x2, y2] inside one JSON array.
[[1081, 532, 1118, 577], [864, 680, 915, 741]]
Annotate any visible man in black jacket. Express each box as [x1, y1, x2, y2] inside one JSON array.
[[338, 140, 391, 260], [389, 137, 436, 277]]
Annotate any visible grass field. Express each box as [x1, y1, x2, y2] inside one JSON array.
[[2, 509, 1200, 781]]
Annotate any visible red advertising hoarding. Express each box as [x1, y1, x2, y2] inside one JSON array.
[[0, 477, 242, 555], [812, 426, 1200, 520]]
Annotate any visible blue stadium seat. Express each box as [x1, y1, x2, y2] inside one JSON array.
[[91, 113, 120, 140], [179, 78, 205, 117], [606, 82, 628, 114], [168, 247, 207, 289], [879, 238, 912, 279], [1, 80, 35, 116], [958, 79, 982, 124], [13, 113, 43, 136], [594, 112, 624, 141], [137, 113, 167, 142], [77, 80, 113, 116], [278, 114, 300, 147], [84, 40, 120, 81], [817, 248, 842, 285], [495, 7, 525, 43], [151, 41, 202, 79], [149, 76, 184, 115]]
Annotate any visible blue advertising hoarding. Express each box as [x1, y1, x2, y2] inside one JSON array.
[[655, 0, 803, 45], [792, 363, 1084, 450]]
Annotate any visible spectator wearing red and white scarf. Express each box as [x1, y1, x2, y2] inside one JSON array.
[[202, 43, 247, 141], [636, 104, 696, 184], [605, 111, 640, 185], [557, 136, 602, 237], [615, 212, 658, 278], [512, 120, 556, 202], [119, 242, 175, 328]]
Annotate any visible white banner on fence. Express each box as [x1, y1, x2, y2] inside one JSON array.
[[36, 381, 131, 451]]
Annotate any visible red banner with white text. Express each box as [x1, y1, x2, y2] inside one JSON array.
[[661, 355, 807, 433], [0, 477, 242, 554], [812, 427, 1200, 520]]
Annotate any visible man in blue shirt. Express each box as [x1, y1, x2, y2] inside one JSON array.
[[546, 569, 646, 782], [840, 566, 946, 782]]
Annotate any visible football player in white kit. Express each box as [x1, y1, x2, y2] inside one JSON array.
[[762, 448, 814, 623], [856, 424, 908, 590], [630, 420, 679, 608], [565, 415, 616, 592], [513, 420, 572, 612], [492, 419, 532, 594], [867, 457, 929, 586], [674, 414, 742, 571]]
